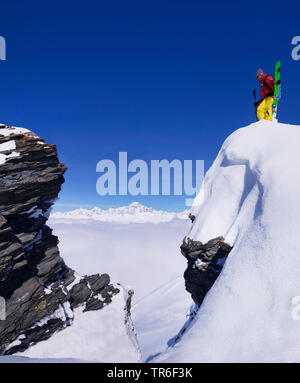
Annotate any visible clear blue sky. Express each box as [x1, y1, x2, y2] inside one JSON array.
[[0, 0, 299, 211]]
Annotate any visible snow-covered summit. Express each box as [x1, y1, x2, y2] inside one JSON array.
[[157, 119, 300, 363], [0, 125, 31, 165], [0, 124, 47, 165], [51, 202, 189, 224], [0, 124, 32, 137]]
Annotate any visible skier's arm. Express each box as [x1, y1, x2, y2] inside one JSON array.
[[266, 76, 275, 91]]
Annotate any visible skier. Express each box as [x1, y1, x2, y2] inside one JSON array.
[[255, 69, 276, 121]]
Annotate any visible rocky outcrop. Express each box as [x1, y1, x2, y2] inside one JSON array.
[[181, 235, 232, 305], [0, 125, 119, 355], [123, 287, 142, 362]]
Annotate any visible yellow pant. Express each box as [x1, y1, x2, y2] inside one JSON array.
[[257, 97, 273, 121]]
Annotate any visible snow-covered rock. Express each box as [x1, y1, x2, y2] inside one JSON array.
[[156, 120, 300, 363], [0, 124, 139, 362], [18, 287, 141, 363]]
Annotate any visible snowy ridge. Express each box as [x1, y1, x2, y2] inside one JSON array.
[[155, 120, 300, 363], [0, 124, 43, 165], [0, 124, 31, 137], [0, 125, 22, 165], [51, 202, 189, 224]]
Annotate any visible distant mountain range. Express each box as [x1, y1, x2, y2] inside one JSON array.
[[50, 202, 189, 224]]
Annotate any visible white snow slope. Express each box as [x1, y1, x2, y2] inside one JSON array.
[[132, 277, 194, 362], [156, 120, 300, 363]]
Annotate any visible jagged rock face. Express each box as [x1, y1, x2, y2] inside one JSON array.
[[181, 235, 232, 306], [0, 125, 119, 355]]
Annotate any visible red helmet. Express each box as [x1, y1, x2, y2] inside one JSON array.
[[256, 69, 263, 80]]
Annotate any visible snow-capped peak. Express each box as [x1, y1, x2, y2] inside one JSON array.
[[50, 202, 189, 224]]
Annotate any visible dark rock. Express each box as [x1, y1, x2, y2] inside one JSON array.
[[188, 213, 195, 223], [69, 280, 91, 309], [84, 297, 104, 312], [181, 236, 232, 305], [86, 273, 110, 293], [0, 125, 120, 355]]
